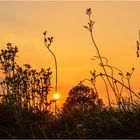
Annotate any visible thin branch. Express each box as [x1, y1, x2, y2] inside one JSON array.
[[93, 73, 140, 100]]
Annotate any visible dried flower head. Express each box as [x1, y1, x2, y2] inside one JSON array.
[[86, 8, 92, 16], [43, 31, 54, 48], [43, 31, 46, 36]]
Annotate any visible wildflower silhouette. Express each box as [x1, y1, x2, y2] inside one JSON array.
[[43, 31, 57, 93], [83, 8, 140, 109]]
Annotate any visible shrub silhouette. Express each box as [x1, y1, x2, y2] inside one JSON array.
[[0, 43, 54, 112], [63, 84, 103, 111], [0, 43, 55, 138]]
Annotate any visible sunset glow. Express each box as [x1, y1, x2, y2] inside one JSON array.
[[0, 1, 140, 105], [1, 1, 140, 139]]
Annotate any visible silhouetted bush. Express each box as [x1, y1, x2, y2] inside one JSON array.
[[0, 43, 53, 112]]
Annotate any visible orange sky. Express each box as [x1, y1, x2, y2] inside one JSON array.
[[0, 1, 140, 105]]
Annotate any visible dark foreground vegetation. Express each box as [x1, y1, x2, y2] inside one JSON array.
[[0, 8, 140, 139], [1, 96, 140, 139]]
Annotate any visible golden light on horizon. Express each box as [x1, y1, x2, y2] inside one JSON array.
[[0, 1, 140, 104], [53, 93, 60, 100]]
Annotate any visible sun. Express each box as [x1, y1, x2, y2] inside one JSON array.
[[53, 93, 60, 100]]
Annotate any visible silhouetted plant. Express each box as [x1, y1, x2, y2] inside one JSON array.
[[0, 43, 53, 112], [63, 84, 104, 111], [43, 31, 57, 93], [136, 30, 140, 57], [83, 8, 140, 110]]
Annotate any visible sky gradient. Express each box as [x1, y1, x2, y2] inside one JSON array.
[[0, 1, 140, 105]]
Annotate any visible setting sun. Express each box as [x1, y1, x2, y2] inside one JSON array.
[[53, 93, 60, 100]]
